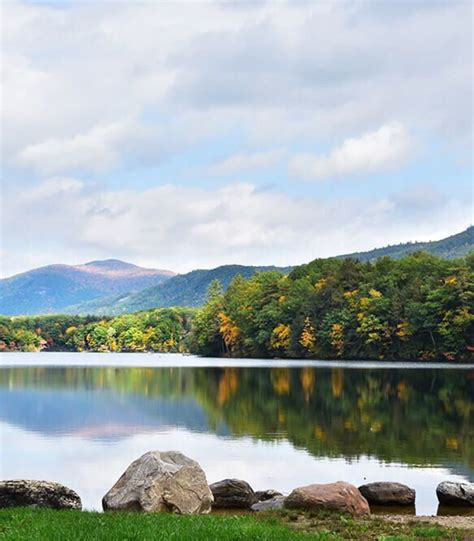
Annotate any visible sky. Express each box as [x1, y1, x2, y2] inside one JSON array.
[[1, 0, 472, 277]]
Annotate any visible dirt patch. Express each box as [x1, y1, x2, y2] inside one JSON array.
[[380, 513, 474, 530], [270, 509, 474, 540]]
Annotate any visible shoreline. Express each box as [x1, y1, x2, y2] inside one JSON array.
[[1, 351, 474, 370]]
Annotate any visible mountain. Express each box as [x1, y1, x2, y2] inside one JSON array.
[[337, 226, 473, 262], [0, 260, 176, 316], [2, 227, 471, 317], [64, 264, 293, 316]]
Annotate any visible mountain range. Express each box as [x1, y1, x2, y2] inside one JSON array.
[[62, 264, 294, 316], [1, 227, 472, 316], [0, 260, 175, 316], [337, 226, 473, 262]]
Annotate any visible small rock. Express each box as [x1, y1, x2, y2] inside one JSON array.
[[0, 480, 81, 510], [436, 481, 474, 507], [102, 450, 213, 513], [251, 496, 286, 512], [285, 481, 370, 517], [358, 482, 415, 506], [210, 479, 257, 509], [255, 489, 283, 501]]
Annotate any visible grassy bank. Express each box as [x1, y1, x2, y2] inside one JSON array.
[[0, 508, 472, 541]]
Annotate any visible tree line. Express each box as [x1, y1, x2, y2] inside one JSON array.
[[1, 252, 473, 362], [0, 308, 194, 353], [191, 252, 473, 362]]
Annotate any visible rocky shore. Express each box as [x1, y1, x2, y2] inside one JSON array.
[[1, 450, 473, 524]]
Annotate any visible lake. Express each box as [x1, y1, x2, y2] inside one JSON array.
[[0, 352, 472, 515]]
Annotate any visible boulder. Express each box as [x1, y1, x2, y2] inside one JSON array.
[[436, 481, 474, 507], [102, 451, 213, 514], [0, 480, 81, 510], [251, 496, 286, 512], [285, 481, 370, 517], [209, 479, 257, 509], [255, 489, 283, 501], [358, 482, 415, 506]]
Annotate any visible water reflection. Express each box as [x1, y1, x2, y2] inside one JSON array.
[[0, 361, 472, 513]]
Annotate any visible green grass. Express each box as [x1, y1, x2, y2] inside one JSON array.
[[412, 527, 451, 538], [0, 508, 471, 541], [0, 508, 323, 541]]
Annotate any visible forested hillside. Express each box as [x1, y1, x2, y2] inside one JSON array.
[[191, 252, 474, 362], [338, 226, 473, 262], [3, 252, 473, 362], [64, 264, 293, 315], [1, 228, 471, 317]]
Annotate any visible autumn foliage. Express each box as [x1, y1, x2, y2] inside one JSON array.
[[191, 252, 474, 362]]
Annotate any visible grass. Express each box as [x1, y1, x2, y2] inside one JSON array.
[[0, 508, 326, 541], [0, 508, 471, 541]]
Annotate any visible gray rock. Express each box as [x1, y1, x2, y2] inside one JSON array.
[[255, 489, 283, 501], [251, 496, 286, 512], [358, 482, 415, 506], [436, 481, 474, 507], [210, 479, 257, 509], [0, 480, 81, 510], [102, 450, 213, 514]]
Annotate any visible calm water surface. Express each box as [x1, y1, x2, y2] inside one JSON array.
[[1, 353, 472, 515]]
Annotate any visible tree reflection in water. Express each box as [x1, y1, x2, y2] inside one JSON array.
[[0, 366, 472, 472]]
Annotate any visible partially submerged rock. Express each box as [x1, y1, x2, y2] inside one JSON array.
[[285, 481, 370, 517], [102, 450, 213, 514], [255, 489, 283, 501], [0, 480, 81, 510], [436, 481, 474, 507], [358, 482, 415, 506], [209, 479, 257, 509], [251, 496, 286, 512]]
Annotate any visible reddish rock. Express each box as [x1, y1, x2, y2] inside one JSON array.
[[285, 481, 370, 517]]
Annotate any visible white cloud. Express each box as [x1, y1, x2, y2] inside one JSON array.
[[289, 122, 413, 180], [25, 177, 85, 200], [17, 120, 140, 175], [2, 178, 470, 277], [208, 148, 286, 176], [0, 1, 471, 277], [1, 1, 471, 174]]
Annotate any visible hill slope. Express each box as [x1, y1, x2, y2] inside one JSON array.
[[64, 264, 293, 315], [338, 226, 473, 262], [0, 260, 175, 316]]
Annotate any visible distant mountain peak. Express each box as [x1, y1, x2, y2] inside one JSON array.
[[0, 259, 176, 316], [83, 259, 139, 270]]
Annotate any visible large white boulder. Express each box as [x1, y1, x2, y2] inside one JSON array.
[[102, 451, 213, 514]]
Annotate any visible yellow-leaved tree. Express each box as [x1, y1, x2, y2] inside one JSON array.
[[271, 323, 291, 353], [218, 312, 241, 356], [330, 323, 344, 356], [299, 316, 316, 356]]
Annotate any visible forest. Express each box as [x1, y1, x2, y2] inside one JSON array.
[[0, 308, 194, 353], [191, 252, 473, 362], [1, 252, 473, 362]]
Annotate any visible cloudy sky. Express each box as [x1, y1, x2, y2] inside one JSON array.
[[1, 0, 472, 277]]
